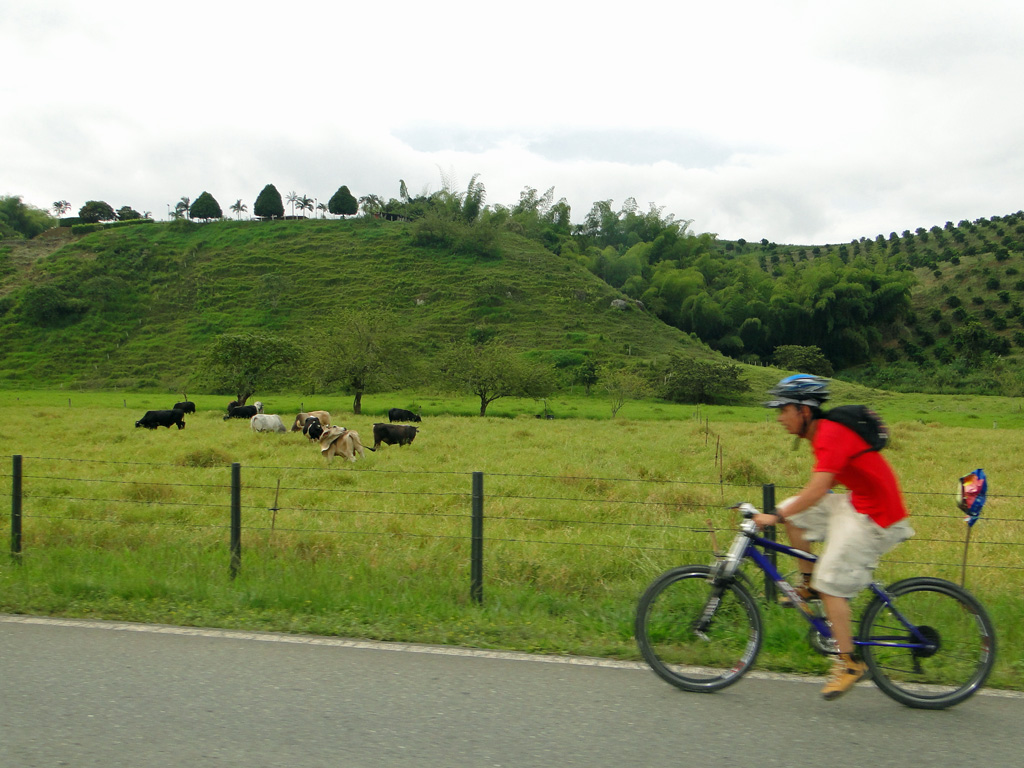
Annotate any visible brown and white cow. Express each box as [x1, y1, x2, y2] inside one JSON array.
[[292, 410, 331, 432], [318, 426, 369, 462]]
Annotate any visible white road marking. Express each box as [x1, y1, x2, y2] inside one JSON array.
[[3, 613, 1020, 698]]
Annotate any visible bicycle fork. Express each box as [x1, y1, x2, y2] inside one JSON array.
[[694, 588, 725, 640]]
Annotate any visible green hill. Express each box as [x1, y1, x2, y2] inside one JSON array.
[[6, 206, 1023, 398], [0, 218, 715, 391]]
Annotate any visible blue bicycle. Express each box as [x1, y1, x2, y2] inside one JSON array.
[[635, 503, 996, 709]]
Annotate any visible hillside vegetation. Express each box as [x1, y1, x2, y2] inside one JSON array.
[[4, 195, 1024, 398], [0, 218, 712, 391]]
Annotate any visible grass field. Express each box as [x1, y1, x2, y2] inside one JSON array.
[[1, 388, 1021, 690]]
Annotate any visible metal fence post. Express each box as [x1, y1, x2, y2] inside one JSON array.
[[230, 462, 241, 579], [11, 455, 22, 563], [471, 471, 483, 604], [762, 483, 776, 602]]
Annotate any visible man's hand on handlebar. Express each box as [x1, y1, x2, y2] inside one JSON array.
[[731, 502, 785, 529], [753, 512, 784, 528]]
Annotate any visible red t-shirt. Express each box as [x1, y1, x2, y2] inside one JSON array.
[[811, 419, 908, 528]]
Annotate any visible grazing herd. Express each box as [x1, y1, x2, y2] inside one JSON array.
[[134, 397, 420, 464]]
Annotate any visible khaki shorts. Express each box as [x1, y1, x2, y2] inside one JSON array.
[[782, 493, 914, 599]]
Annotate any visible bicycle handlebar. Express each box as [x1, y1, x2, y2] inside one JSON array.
[[729, 502, 760, 519]]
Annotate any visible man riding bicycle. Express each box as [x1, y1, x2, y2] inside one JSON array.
[[754, 374, 915, 700]]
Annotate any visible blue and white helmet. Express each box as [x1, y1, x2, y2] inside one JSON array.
[[765, 374, 831, 408]]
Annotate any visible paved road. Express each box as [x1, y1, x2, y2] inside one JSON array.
[[2, 614, 1020, 768]]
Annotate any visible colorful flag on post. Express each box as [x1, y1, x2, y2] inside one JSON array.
[[957, 469, 987, 528]]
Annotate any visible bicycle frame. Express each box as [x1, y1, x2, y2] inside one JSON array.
[[737, 527, 937, 653]]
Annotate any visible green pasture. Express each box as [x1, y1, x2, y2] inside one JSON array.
[[0, 389, 1021, 690]]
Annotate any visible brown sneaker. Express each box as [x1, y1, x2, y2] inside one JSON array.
[[778, 575, 819, 606], [795, 583, 820, 601], [822, 653, 867, 700]]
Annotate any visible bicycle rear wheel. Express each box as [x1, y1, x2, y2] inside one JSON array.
[[635, 564, 762, 692], [858, 577, 996, 709]]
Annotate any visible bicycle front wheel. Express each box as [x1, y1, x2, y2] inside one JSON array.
[[859, 577, 996, 709], [635, 564, 762, 692]]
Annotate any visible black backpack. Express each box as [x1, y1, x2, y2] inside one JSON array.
[[821, 405, 889, 457]]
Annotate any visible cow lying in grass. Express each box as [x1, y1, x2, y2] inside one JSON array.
[[250, 414, 287, 433], [318, 426, 369, 462], [225, 401, 259, 420]]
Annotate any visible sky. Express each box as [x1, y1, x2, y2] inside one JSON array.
[[3, 0, 1023, 245]]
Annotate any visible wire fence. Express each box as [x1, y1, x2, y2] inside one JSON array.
[[4, 454, 1022, 603]]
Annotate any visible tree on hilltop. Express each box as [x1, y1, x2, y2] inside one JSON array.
[[254, 184, 284, 219], [190, 191, 222, 221], [116, 206, 142, 221], [52, 200, 71, 218], [229, 199, 248, 220], [78, 200, 116, 224], [171, 196, 191, 219], [328, 185, 358, 217]]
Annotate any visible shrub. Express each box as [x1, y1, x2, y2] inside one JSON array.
[[328, 185, 358, 217], [771, 344, 834, 376], [18, 284, 87, 326]]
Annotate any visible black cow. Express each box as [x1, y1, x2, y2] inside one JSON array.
[[135, 409, 186, 430], [302, 416, 323, 440], [388, 408, 421, 423], [224, 403, 259, 421], [173, 400, 196, 414], [372, 423, 418, 450]]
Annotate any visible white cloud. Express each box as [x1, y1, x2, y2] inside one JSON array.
[[2, 0, 1023, 243]]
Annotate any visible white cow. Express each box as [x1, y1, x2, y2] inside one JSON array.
[[250, 413, 286, 433]]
